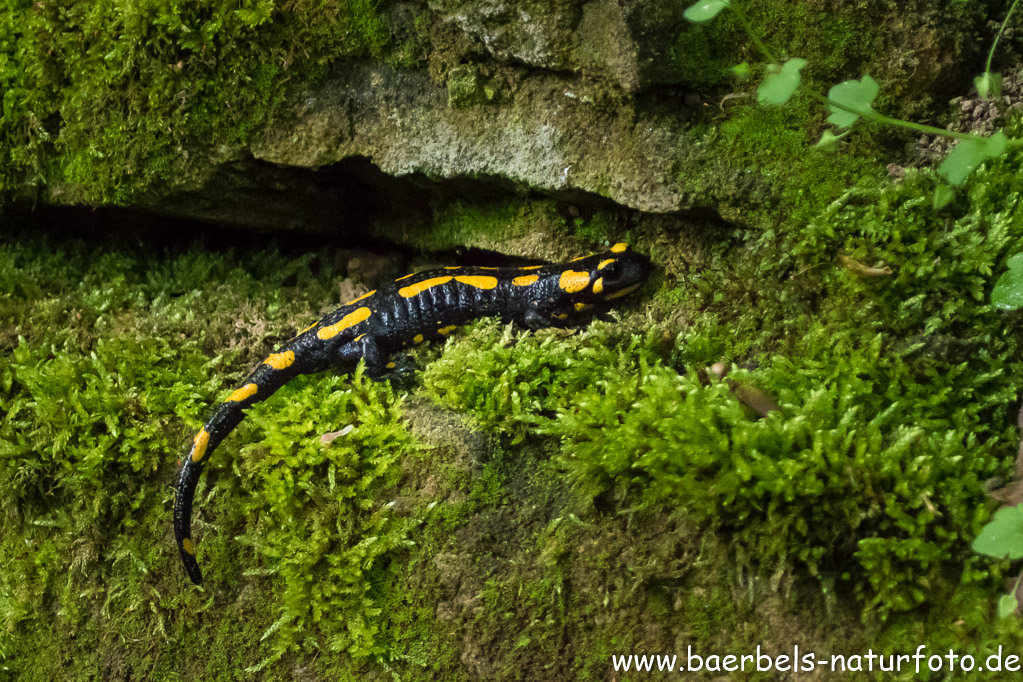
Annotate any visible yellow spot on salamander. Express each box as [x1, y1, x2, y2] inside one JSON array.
[[598, 259, 615, 269], [611, 242, 628, 253], [354, 333, 366, 342], [574, 302, 592, 312], [386, 361, 396, 369], [444, 266, 460, 270], [413, 333, 424, 344], [437, 325, 457, 335], [521, 265, 543, 270], [345, 290, 376, 305], [263, 351, 295, 370], [593, 277, 604, 294], [317, 307, 372, 339], [570, 254, 592, 262], [604, 283, 640, 300], [191, 428, 210, 463], [396, 273, 416, 281], [181, 537, 196, 555], [299, 321, 319, 334], [225, 383, 258, 402], [513, 274, 538, 286], [454, 275, 498, 290], [399, 276, 453, 298], [479, 266, 499, 270], [558, 270, 591, 293]]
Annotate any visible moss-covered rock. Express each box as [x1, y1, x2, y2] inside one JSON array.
[[5, 0, 1023, 678], [7, 152, 1023, 675], [0, 0, 1009, 228]]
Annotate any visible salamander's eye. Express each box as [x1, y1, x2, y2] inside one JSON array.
[[602, 261, 623, 282]]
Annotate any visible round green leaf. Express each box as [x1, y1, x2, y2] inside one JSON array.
[[932, 184, 955, 210], [972, 504, 1023, 558], [987, 131, 1008, 158], [975, 71, 1003, 100], [992, 253, 1023, 310], [757, 58, 806, 106], [684, 0, 729, 23], [939, 137, 987, 185], [998, 594, 1019, 619], [826, 75, 880, 128], [940, 133, 1008, 186], [814, 130, 847, 153], [731, 61, 751, 79]]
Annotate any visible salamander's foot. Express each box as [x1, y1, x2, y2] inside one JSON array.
[[368, 354, 419, 388]]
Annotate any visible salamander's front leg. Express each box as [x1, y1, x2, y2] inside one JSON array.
[[336, 334, 389, 379], [523, 306, 553, 330], [380, 354, 419, 382], [524, 305, 579, 330]]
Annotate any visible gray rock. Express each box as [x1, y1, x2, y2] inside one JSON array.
[[427, 0, 686, 91], [247, 62, 681, 215]]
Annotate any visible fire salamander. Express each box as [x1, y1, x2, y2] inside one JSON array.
[[174, 242, 652, 584]]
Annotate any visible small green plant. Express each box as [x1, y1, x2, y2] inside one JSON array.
[[683, 0, 1022, 208], [688, 0, 1023, 622], [975, 0, 1021, 102], [973, 504, 1023, 618], [992, 253, 1023, 310]]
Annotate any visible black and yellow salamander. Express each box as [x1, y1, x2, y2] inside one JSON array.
[[174, 242, 653, 584]]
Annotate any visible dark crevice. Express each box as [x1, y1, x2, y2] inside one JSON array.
[[4, 155, 710, 253]]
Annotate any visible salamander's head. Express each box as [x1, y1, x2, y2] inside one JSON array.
[[534, 243, 653, 327], [583, 242, 653, 302]]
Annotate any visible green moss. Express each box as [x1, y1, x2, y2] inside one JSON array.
[[674, 98, 885, 228], [230, 370, 420, 661], [9, 127, 1023, 675], [570, 211, 619, 245], [446, 65, 497, 108], [383, 199, 568, 253], [0, 235, 356, 675], [418, 133, 1023, 642], [671, 0, 873, 90], [670, 0, 993, 109], [669, 0, 1003, 232], [0, 1, 398, 205]]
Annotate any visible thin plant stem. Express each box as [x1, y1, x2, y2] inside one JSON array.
[[986, 0, 1021, 75], [728, 4, 780, 66], [800, 88, 1023, 144]]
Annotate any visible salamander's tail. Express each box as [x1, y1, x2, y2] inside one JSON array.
[[173, 352, 301, 585]]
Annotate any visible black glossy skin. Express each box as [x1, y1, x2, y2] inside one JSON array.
[[174, 243, 653, 584]]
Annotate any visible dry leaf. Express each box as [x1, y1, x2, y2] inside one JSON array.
[[990, 480, 1023, 507], [321, 425, 354, 444], [703, 363, 781, 418], [838, 253, 893, 277]]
